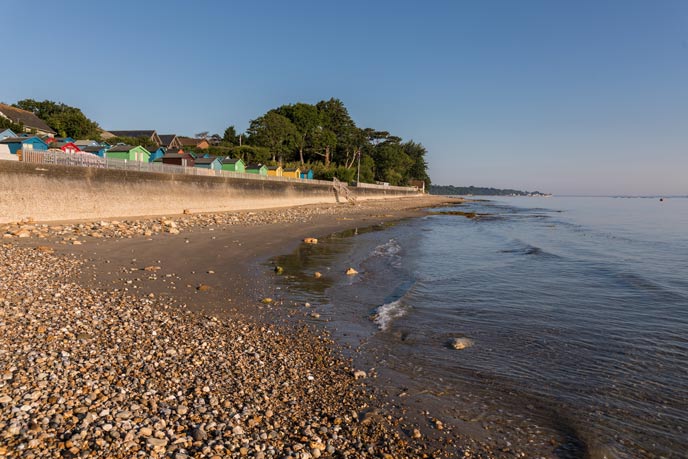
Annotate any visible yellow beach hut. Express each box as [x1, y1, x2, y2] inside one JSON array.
[[266, 165, 283, 177], [282, 167, 301, 179]]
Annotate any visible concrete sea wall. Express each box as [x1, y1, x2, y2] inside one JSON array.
[[0, 161, 420, 223]]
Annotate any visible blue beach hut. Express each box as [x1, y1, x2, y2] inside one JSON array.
[[0, 136, 49, 154], [300, 169, 313, 180], [148, 146, 166, 162]]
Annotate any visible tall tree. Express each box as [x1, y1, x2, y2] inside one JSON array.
[[315, 98, 357, 166], [223, 125, 239, 144], [246, 111, 298, 163], [276, 103, 321, 165]]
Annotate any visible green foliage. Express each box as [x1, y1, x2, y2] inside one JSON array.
[[0, 116, 23, 134], [224, 145, 272, 164], [311, 164, 356, 182], [223, 125, 239, 144], [246, 111, 299, 162], [246, 98, 429, 185], [14, 99, 100, 139]]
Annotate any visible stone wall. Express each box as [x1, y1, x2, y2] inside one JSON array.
[[0, 161, 420, 223]]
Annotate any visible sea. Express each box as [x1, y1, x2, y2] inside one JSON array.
[[272, 196, 688, 459]]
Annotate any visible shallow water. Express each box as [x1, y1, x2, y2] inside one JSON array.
[[274, 197, 688, 458]]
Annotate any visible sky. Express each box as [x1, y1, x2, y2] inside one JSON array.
[[1, 0, 686, 195]]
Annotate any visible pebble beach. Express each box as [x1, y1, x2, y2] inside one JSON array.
[[0, 197, 493, 459]]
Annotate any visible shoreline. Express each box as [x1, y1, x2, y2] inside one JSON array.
[[0, 196, 494, 458]]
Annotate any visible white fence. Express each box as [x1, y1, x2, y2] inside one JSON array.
[[19, 149, 420, 192]]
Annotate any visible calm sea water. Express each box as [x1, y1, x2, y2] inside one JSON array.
[[274, 197, 688, 458]]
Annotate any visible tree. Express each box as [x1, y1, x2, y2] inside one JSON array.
[[276, 103, 321, 165], [0, 116, 23, 134], [403, 141, 431, 187], [309, 127, 337, 166], [316, 98, 357, 166], [246, 111, 298, 163], [223, 125, 239, 144], [15, 99, 101, 139], [195, 131, 209, 139]]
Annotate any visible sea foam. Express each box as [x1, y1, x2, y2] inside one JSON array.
[[372, 299, 408, 331]]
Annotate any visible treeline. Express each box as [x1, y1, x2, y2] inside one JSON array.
[[430, 185, 545, 196], [10, 98, 430, 186], [225, 98, 429, 186]]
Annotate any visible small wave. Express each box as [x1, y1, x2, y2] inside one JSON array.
[[373, 238, 401, 257], [372, 299, 409, 331], [370, 238, 402, 267]]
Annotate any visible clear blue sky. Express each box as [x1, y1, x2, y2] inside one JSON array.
[[2, 0, 686, 195]]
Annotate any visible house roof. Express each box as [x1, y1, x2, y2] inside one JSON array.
[[194, 157, 220, 165], [50, 142, 76, 148], [107, 144, 137, 152], [158, 134, 178, 146], [107, 130, 157, 138], [0, 104, 56, 134], [82, 146, 104, 153], [0, 136, 43, 144], [178, 136, 202, 146]]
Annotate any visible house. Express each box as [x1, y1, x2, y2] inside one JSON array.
[[266, 165, 283, 177], [220, 157, 245, 173], [49, 142, 81, 153], [102, 130, 162, 146], [178, 137, 209, 150], [300, 169, 314, 180], [0, 136, 49, 155], [105, 145, 150, 162], [282, 167, 301, 179], [194, 156, 222, 170], [81, 145, 108, 157], [158, 134, 182, 149], [148, 146, 166, 162], [0, 103, 57, 136], [155, 149, 195, 167], [245, 163, 268, 176]]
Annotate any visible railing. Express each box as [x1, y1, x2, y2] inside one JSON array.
[[19, 149, 420, 192]]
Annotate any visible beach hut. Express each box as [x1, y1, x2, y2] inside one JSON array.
[[105, 145, 150, 162], [0, 129, 16, 141], [49, 141, 81, 153], [155, 149, 195, 167], [282, 167, 301, 179], [245, 163, 268, 176], [300, 169, 314, 180], [148, 146, 166, 162], [0, 136, 49, 154], [220, 157, 245, 173], [266, 165, 283, 177], [194, 156, 222, 170], [81, 145, 108, 157]]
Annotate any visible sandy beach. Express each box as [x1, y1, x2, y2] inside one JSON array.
[[0, 196, 513, 459]]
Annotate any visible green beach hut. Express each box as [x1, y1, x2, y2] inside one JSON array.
[[220, 157, 245, 173], [105, 145, 150, 162], [245, 163, 268, 176]]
